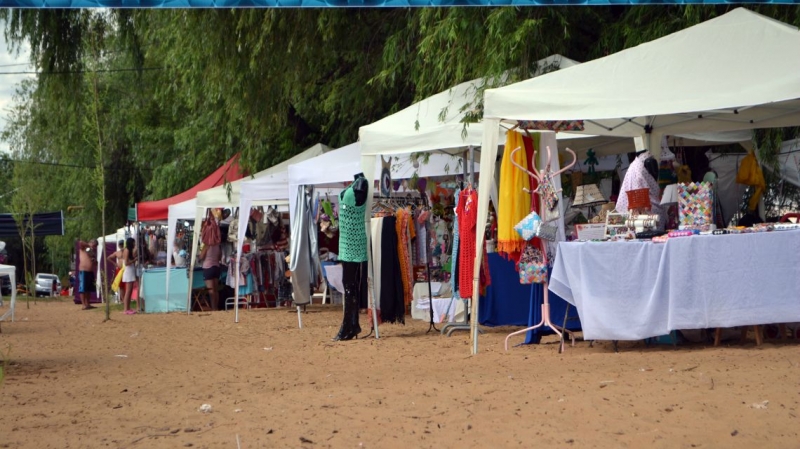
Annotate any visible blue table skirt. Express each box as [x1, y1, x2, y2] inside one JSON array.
[[141, 267, 204, 313], [478, 253, 581, 344]]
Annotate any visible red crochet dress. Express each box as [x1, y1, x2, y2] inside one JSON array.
[[457, 188, 478, 299]]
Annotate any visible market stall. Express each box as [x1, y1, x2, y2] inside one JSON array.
[[358, 55, 598, 341], [185, 144, 330, 320], [477, 8, 800, 351]]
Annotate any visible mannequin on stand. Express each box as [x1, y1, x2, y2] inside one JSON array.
[[333, 172, 369, 341]]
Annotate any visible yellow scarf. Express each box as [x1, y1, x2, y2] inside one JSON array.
[[497, 131, 532, 256], [735, 152, 766, 211]]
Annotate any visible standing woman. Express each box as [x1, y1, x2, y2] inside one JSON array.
[[199, 241, 221, 311], [122, 238, 138, 315]]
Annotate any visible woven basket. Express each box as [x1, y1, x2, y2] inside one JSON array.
[[626, 188, 651, 210]]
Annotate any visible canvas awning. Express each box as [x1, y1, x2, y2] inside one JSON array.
[[483, 8, 800, 157], [195, 144, 330, 208], [136, 154, 247, 222]]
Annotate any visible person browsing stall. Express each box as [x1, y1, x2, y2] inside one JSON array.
[[199, 241, 221, 310]]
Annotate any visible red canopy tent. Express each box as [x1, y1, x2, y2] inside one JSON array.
[[136, 154, 247, 222]]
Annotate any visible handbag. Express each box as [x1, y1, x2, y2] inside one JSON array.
[[677, 182, 713, 230], [201, 209, 221, 246], [513, 211, 542, 241], [518, 243, 548, 284], [250, 207, 264, 223], [536, 220, 559, 242]]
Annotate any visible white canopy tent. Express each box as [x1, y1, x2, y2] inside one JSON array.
[[474, 8, 800, 354], [187, 144, 329, 320], [483, 8, 800, 159], [0, 264, 17, 323]]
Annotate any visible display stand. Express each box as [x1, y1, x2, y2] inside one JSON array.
[[504, 145, 577, 353]]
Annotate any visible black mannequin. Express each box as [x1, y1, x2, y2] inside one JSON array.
[[348, 172, 369, 206], [632, 150, 659, 182], [333, 172, 370, 341]]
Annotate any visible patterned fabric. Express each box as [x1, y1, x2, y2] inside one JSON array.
[[396, 207, 413, 306], [457, 188, 478, 299], [617, 151, 664, 230], [338, 184, 368, 263], [678, 182, 713, 230]]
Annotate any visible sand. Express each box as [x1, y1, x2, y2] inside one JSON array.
[[0, 299, 798, 449]]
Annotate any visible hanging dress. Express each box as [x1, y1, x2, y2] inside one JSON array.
[[457, 188, 478, 299]]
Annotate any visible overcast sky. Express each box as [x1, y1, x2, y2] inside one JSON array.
[[0, 33, 34, 155]]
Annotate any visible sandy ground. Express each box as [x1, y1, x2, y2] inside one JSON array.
[[0, 299, 798, 449]]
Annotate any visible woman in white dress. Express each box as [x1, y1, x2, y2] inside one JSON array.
[[122, 238, 138, 315]]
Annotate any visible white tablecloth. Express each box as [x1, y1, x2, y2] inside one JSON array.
[[410, 282, 466, 323], [549, 230, 800, 340]]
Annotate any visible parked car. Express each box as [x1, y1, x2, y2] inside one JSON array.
[[34, 273, 61, 297]]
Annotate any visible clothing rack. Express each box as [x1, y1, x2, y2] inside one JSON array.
[[367, 192, 439, 336]]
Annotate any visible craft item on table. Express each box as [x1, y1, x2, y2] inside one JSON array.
[[774, 223, 800, 231], [575, 223, 607, 241], [590, 202, 616, 224], [497, 131, 532, 255], [518, 242, 548, 285], [517, 120, 585, 132], [652, 235, 669, 243], [668, 230, 698, 238], [677, 182, 713, 230], [604, 211, 632, 239], [513, 211, 542, 241], [752, 223, 775, 232], [625, 214, 660, 233]]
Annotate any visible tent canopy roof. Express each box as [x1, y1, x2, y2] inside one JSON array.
[[137, 154, 246, 222], [360, 55, 579, 157], [195, 143, 330, 207], [484, 8, 800, 138]]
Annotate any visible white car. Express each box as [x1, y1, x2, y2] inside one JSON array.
[[35, 273, 61, 297]]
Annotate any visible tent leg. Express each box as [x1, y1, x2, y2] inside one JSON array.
[[297, 305, 303, 329]]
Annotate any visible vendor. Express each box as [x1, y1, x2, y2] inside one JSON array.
[[616, 150, 665, 230], [172, 240, 188, 268]]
